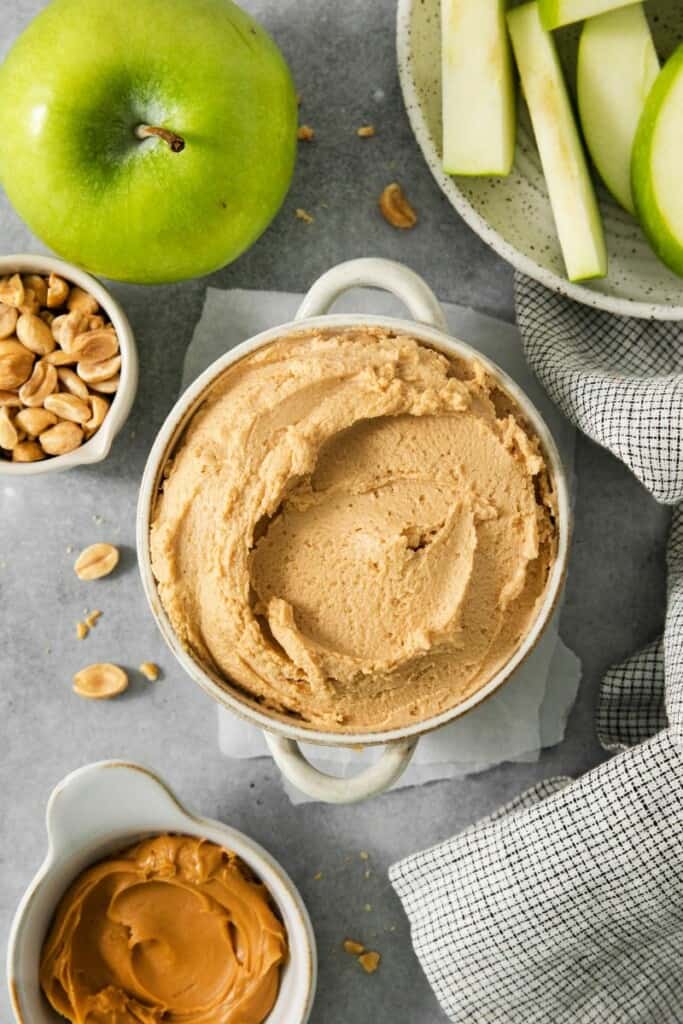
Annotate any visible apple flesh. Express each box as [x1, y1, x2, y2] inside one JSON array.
[[507, 3, 607, 282], [577, 4, 659, 215], [441, 0, 515, 176], [632, 44, 683, 277], [539, 0, 644, 30], [0, 0, 298, 284]]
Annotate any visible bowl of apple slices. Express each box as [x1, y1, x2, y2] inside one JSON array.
[[397, 0, 683, 319]]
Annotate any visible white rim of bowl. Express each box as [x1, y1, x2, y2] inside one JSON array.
[[395, 0, 683, 321], [0, 254, 138, 475], [137, 312, 571, 749]]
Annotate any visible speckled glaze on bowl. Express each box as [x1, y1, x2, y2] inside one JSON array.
[[397, 0, 683, 319]]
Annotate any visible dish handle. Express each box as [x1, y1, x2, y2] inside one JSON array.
[[264, 734, 418, 804], [295, 257, 448, 329]]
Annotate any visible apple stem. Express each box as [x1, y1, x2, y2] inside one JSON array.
[[135, 124, 185, 153]]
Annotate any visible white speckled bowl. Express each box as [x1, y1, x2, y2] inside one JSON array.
[[397, 0, 683, 319], [7, 761, 316, 1024], [0, 254, 137, 474]]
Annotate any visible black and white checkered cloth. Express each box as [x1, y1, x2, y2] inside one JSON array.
[[390, 276, 683, 1023]]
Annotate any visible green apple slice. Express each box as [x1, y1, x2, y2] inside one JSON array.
[[632, 44, 683, 277], [441, 0, 515, 176], [577, 4, 659, 215], [539, 0, 644, 30], [507, 3, 607, 282]]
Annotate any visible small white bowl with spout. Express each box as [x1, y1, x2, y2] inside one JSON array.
[[7, 761, 317, 1024]]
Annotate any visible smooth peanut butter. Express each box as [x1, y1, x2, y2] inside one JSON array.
[[150, 327, 558, 733], [40, 834, 288, 1024]]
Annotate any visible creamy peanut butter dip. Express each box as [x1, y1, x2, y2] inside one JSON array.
[[151, 327, 557, 733], [40, 834, 287, 1024]]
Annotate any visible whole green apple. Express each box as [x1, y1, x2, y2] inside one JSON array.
[[0, 0, 298, 283]]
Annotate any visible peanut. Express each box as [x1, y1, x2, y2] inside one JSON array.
[[74, 542, 119, 580], [71, 327, 118, 363], [0, 274, 25, 308], [24, 274, 48, 306], [18, 360, 57, 407], [67, 286, 99, 316], [0, 389, 22, 408], [0, 407, 19, 450], [16, 312, 56, 356], [72, 663, 128, 699], [44, 393, 91, 424], [77, 355, 121, 385], [39, 420, 83, 455], [89, 373, 120, 395], [84, 395, 109, 437], [57, 367, 90, 400], [0, 303, 18, 339], [47, 273, 70, 308], [0, 340, 35, 390], [14, 407, 58, 436], [12, 440, 44, 462], [379, 183, 418, 229], [19, 289, 41, 316]]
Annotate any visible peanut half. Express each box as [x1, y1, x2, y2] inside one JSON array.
[[19, 360, 58, 407], [12, 440, 44, 462], [47, 273, 70, 308], [67, 286, 100, 316], [73, 663, 128, 699], [0, 274, 25, 308], [0, 303, 18, 339], [44, 393, 91, 424], [0, 340, 35, 391], [16, 312, 56, 356], [14, 407, 57, 437], [74, 542, 120, 580], [57, 367, 90, 400], [379, 182, 418, 229], [39, 420, 83, 456], [0, 407, 19, 450]]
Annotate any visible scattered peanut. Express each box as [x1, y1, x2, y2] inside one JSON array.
[[359, 951, 381, 974], [139, 661, 160, 681], [357, 125, 376, 138], [297, 124, 315, 141], [74, 542, 120, 580], [73, 663, 128, 699], [85, 609, 102, 628], [0, 272, 120, 461], [343, 939, 366, 956], [379, 182, 418, 229], [76, 621, 89, 640], [295, 208, 315, 224]]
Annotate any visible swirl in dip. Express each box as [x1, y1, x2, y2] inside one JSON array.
[[150, 327, 558, 733], [39, 834, 288, 1024]]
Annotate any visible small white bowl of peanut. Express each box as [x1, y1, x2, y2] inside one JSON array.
[[0, 255, 137, 474]]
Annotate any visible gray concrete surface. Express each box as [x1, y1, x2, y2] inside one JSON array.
[[0, 1, 672, 1021]]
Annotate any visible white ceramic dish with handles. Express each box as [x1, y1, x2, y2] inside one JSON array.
[[137, 257, 571, 804], [0, 254, 137, 475], [397, 0, 683, 319], [7, 760, 316, 1024]]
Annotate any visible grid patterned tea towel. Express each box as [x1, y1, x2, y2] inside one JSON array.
[[390, 276, 683, 1023]]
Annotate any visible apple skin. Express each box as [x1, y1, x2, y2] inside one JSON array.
[[632, 44, 683, 278], [0, 0, 298, 284]]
